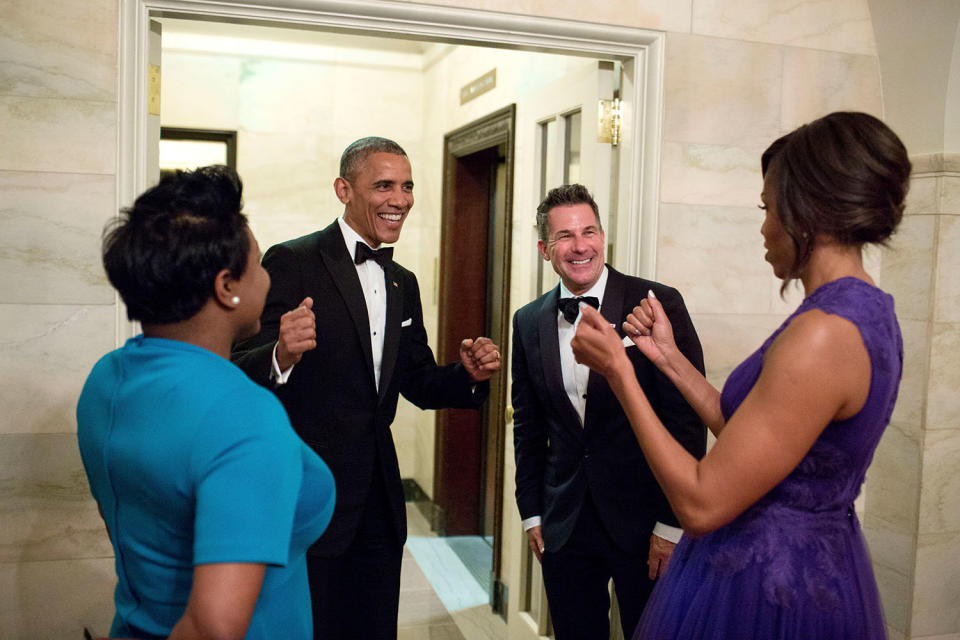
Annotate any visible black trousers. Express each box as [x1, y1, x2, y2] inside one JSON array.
[[307, 467, 403, 640], [541, 491, 655, 639]]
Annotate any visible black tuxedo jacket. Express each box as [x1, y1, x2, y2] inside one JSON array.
[[233, 221, 486, 556], [512, 266, 706, 554]]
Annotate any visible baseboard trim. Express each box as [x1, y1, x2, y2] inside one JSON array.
[[401, 478, 445, 535]]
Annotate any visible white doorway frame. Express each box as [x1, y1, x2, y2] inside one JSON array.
[[118, 0, 664, 279], [118, 3, 664, 636]]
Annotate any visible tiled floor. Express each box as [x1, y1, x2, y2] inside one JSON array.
[[399, 505, 506, 640]]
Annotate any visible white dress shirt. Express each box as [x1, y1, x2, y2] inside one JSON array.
[[272, 217, 390, 390], [522, 267, 681, 544]]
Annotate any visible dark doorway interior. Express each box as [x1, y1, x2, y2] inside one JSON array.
[[433, 104, 515, 611]]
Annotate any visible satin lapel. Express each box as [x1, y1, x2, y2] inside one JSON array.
[[585, 266, 626, 429], [318, 225, 377, 388], [378, 262, 403, 402], [537, 287, 584, 435]]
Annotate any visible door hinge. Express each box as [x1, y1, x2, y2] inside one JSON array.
[[598, 98, 621, 146]]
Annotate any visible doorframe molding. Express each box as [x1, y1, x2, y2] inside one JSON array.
[[118, 0, 664, 278]]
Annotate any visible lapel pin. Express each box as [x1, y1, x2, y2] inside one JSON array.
[[392, 281, 398, 287]]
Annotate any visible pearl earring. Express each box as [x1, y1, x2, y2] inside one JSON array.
[[231, 296, 240, 305]]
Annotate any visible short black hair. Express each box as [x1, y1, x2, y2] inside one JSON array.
[[102, 165, 250, 324], [761, 111, 911, 288], [339, 136, 408, 182], [535, 184, 602, 241]]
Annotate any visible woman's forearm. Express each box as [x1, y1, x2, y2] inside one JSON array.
[[659, 346, 725, 436]]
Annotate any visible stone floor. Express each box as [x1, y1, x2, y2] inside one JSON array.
[[399, 504, 507, 640]]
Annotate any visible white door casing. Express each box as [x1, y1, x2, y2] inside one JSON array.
[[117, 4, 664, 638]]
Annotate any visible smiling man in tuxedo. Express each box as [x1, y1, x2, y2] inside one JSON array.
[[233, 137, 501, 640], [511, 183, 706, 638]]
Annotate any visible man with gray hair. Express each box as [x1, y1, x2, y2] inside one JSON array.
[[234, 136, 501, 639], [511, 183, 705, 638]]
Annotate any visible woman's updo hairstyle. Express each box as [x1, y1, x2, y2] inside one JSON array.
[[760, 111, 911, 282], [102, 165, 249, 324]]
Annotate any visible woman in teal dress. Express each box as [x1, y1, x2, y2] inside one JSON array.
[[77, 165, 335, 639], [572, 112, 910, 639]]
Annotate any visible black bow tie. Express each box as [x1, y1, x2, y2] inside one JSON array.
[[355, 242, 393, 269], [558, 296, 599, 324]]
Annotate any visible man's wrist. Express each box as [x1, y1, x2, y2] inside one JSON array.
[[271, 342, 295, 385]]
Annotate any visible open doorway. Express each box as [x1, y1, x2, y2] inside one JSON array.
[[433, 105, 514, 610], [124, 4, 662, 636]]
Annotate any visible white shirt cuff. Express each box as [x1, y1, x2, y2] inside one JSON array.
[[522, 515, 542, 531], [271, 342, 295, 385], [652, 522, 683, 544]]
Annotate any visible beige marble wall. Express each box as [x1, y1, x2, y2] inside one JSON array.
[[4, 0, 956, 638], [0, 0, 120, 637], [864, 153, 960, 640], [912, 154, 960, 639]]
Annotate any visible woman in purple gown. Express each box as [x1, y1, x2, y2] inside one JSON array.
[[571, 111, 910, 639]]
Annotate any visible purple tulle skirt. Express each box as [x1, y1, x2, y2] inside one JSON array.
[[633, 506, 886, 640]]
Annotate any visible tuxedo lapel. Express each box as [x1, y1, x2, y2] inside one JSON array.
[[537, 287, 585, 435], [378, 262, 403, 402], [317, 224, 377, 388], [584, 267, 627, 429]]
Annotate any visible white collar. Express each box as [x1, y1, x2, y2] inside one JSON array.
[[558, 265, 608, 304]]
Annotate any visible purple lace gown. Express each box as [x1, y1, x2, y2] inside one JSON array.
[[634, 278, 902, 640]]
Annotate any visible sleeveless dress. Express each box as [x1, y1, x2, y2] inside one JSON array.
[[633, 278, 902, 640]]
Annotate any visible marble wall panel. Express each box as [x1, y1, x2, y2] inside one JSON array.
[[882, 214, 937, 322], [413, 401, 436, 498], [330, 65, 423, 144], [393, 399, 420, 479], [905, 175, 940, 216], [0, 0, 117, 101], [940, 173, 960, 215], [862, 512, 916, 584], [918, 428, 960, 534], [864, 422, 921, 532], [0, 304, 115, 435], [934, 214, 960, 322], [396, 0, 693, 32], [657, 203, 771, 315], [766, 277, 805, 316], [235, 130, 338, 251], [926, 322, 960, 432], [0, 557, 115, 639], [691, 0, 876, 55], [911, 531, 960, 637], [0, 97, 115, 175], [780, 48, 881, 131], [0, 433, 112, 562], [159, 53, 241, 129], [662, 33, 782, 148], [0, 171, 114, 305], [688, 312, 786, 388], [530, 0, 693, 31], [911, 154, 944, 175], [660, 142, 763, 207], [238, 58, 336, 135], [873, 558, 911, 635], [890, 319, 930, 432], [863, 243, 882, 283]]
